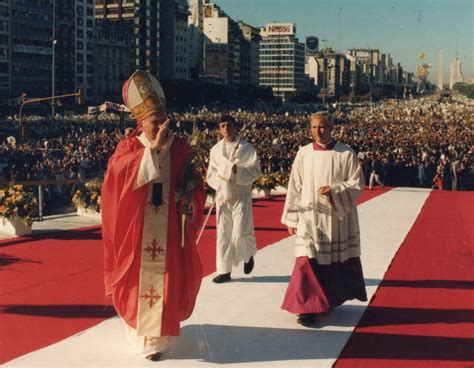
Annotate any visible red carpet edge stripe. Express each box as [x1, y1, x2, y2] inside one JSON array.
[[335, 190, 474, 368]]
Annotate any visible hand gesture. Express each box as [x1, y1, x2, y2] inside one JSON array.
[[181, 194, 195, 222], [180, 191, 193, 205], [318, 185, 331, 196], [150, 119, 170, 152], [318, 185, 334, 205]]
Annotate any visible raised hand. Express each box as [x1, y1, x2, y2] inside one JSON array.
[[150, 118, 170, 152]]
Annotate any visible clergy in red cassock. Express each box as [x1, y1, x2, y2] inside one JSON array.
[[101, 70, 205, 360]]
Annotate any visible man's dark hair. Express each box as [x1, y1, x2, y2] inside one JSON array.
[[219, 115, 236, 126]]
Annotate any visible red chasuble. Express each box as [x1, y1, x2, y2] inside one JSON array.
[[102, 135, 205, 336]]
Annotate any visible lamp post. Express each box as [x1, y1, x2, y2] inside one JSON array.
[[51, 0, 56, 118]]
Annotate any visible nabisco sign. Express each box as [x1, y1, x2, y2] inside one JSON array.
[[265, 23, 294, 36]]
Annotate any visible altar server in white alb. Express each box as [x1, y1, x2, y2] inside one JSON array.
[[281, 111, 367, 327], [206, 115, 261, 283]]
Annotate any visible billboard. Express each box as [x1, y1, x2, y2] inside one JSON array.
[[204, 44, 228, 80], [203, 4, 214, 18], [306, 36, 319, 55], [265, 23, 295, 36]]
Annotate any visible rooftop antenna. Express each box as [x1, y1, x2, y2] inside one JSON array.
[[456, 28, 459, 59], [337, 7, 342, 51]]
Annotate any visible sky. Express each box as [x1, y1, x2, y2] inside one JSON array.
[[213, 0, 474, 83]]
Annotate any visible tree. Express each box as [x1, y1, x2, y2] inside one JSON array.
[[453, 83, 474, 99]]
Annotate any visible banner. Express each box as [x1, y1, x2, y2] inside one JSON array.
[[88, 102, 129, 114], [203, 45, 228, 79]]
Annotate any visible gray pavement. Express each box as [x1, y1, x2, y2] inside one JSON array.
[[0, 213, 101, 240]]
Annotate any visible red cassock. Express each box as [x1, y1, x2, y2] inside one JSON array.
[[101, 135, 205, 336]]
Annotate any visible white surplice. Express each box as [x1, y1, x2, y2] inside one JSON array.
[[206, 139, 261, 274], [281, 142, 364, 265]]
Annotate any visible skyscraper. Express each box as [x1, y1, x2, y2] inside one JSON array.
[[259, 23, 306, 101], [449, 57, 464, 89], [160, 0, 189, 80], [6, 0, 95, 105], [238, 22, 261, 86], [308, 49, 349, 98], [94, 20, 132, 103], [55, 0, 95, 104], [10, 1, 53, 99], [0, 1, 9, 100], [187, 0, 206, 80], [95, 0, 161, 77], [201, 3, 242, 85]]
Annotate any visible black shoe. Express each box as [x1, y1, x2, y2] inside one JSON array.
[[244, 256, 254, 275], [212, 273, 231, 283], [146, 352, 161, 361], [297, 313, 317, 327]]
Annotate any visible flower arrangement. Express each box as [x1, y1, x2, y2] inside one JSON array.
[[271, 171, 290, 189], [0, 184, 38, 225], [175, 125, 208, 202], [253, 173, 277, 192], [175, 125, 208, 247], [72, 180, 102, 213]]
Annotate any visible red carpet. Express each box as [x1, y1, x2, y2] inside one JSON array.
[[0, 190, 385, 364], [0, 226, 115, 364], [335, 190, 474, 368]]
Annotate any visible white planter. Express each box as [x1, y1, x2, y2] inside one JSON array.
[[76, 207, 101, 220], [252, 188, 269, 198], [273, 186, 288, 195], [0, 217, 32, 236], [263, 188, 272, 196]]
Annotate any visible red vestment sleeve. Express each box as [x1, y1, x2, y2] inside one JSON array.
[[102, 137, 148, 300]]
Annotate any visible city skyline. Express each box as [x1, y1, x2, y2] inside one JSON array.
[[214, 0, 473, 84]]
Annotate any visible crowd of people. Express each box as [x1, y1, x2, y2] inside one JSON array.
[[0, 114, 130, 183], [0, 96, 472, 191]]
